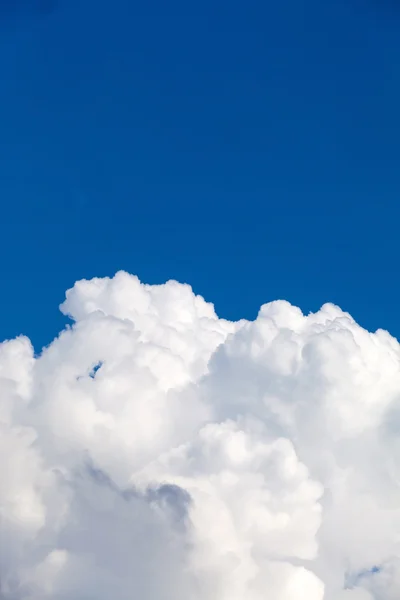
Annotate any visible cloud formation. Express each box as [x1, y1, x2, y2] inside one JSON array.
[[1, 271, 400, 599]]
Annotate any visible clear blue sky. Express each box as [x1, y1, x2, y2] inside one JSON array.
[[1, 0, 399, 350]]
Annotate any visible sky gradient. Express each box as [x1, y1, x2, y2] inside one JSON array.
[[1, 0, 399, 350]]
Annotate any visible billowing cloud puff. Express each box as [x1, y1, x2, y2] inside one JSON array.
[[1, 271, 400, 599]]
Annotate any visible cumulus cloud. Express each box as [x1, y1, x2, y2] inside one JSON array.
[[1, 271, 400, 599]]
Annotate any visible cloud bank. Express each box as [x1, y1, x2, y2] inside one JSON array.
[[1, 271, 400, 599]]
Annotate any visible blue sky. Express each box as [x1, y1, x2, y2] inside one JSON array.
[[1, 0, 400, 350]]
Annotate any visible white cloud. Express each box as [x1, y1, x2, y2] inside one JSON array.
[[1, 271, 400, 599]]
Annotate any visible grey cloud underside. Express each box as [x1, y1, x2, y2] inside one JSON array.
[[1, 271, 400, 599]]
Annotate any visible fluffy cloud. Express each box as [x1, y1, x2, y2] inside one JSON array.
[[1, 271, 400, 599]]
